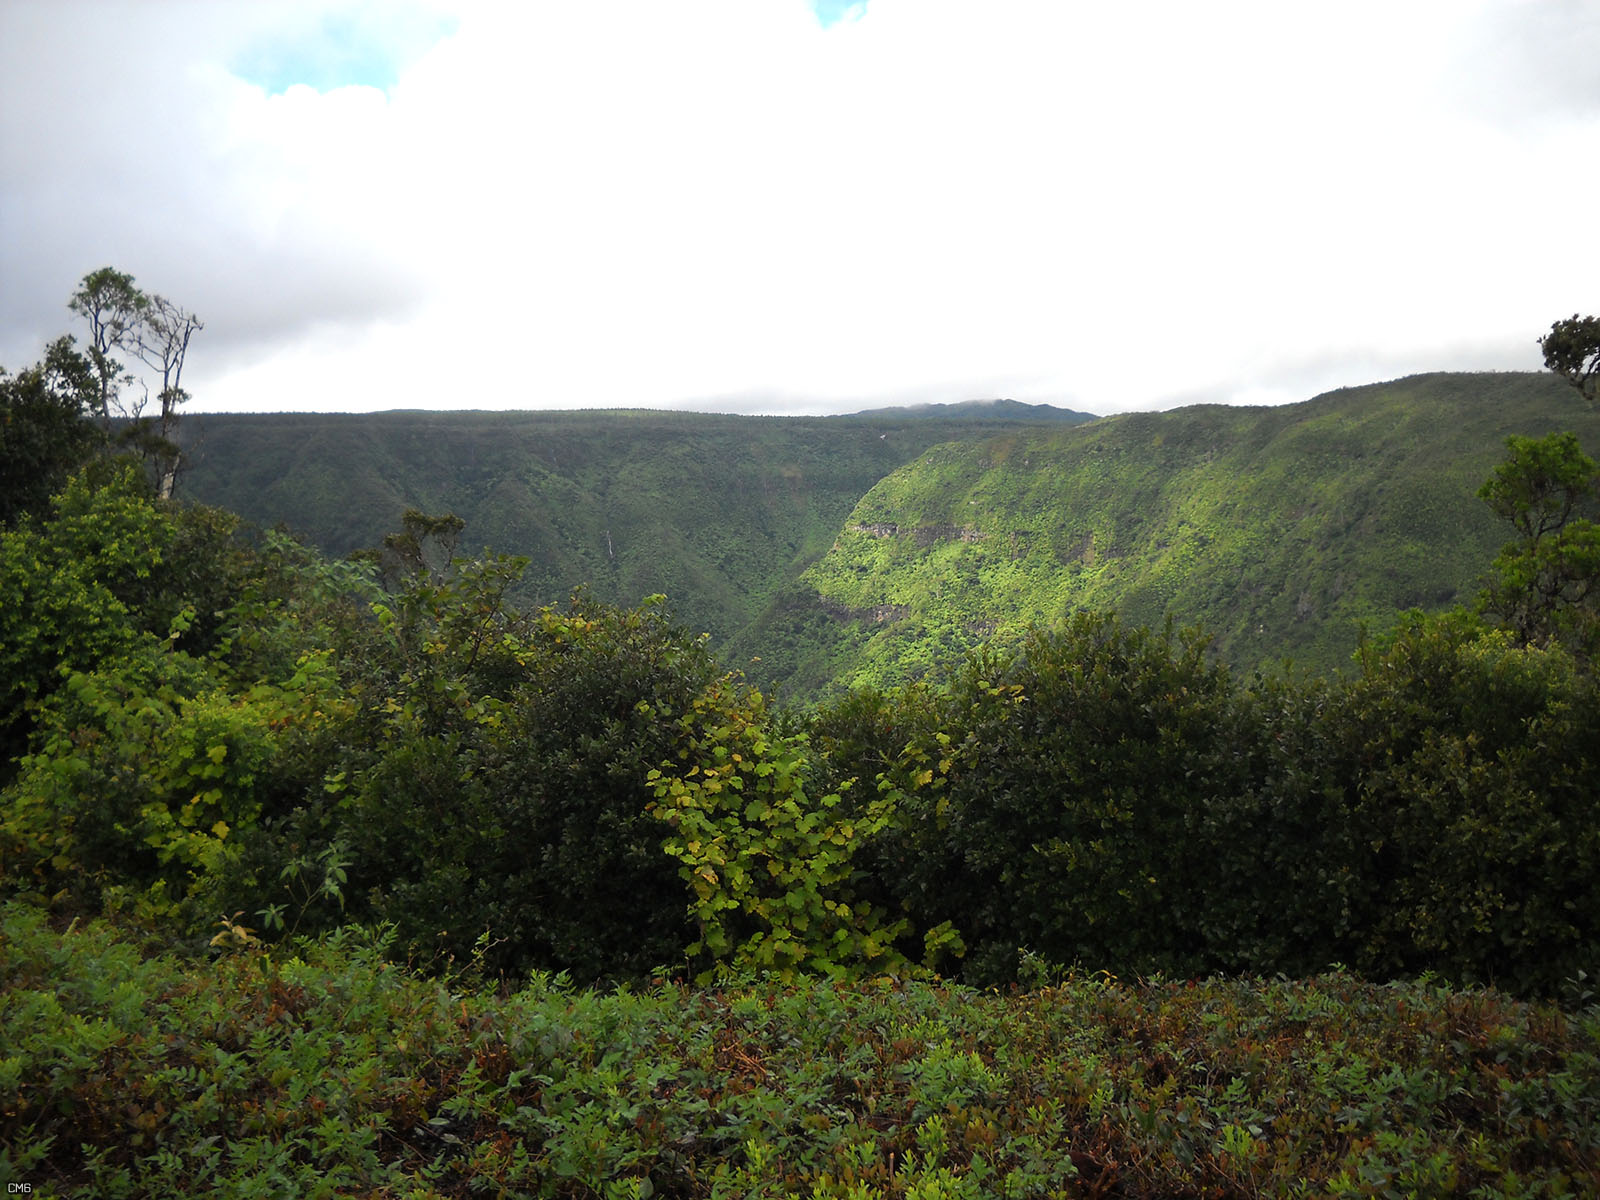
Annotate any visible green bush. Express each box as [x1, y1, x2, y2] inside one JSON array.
[[0, 463, 177, 771], [879, 614, 1251, 984], [0, 637, 343, 936], [1329, 613, 1600, 994], [342, 570, 720, 982], [810, 608, 1600, 996]]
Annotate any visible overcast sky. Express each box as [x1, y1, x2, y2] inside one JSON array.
[[3, 0, 1597, 416]]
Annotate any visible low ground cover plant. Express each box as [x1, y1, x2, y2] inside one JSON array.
[[4, 905, 1597, 1198]]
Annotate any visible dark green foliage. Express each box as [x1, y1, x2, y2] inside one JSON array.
[[1540, 312, 1600, 402], [342, 567, 721, 982], [1190, 672, 1369, 977], [1477, 432, 1600, 659], [1330, 614, 1600, 995], [806, 605, 1600, 996], [0, 338, 104, 527], [377, 507, 465, 587], [855, 615, 1253, 985]]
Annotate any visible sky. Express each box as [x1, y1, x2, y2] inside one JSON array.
[[2, 0, 1598, 417]]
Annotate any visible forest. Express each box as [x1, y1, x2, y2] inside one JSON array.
[[173, 372, 1599, 702], [2, 280, 1598, 1196]]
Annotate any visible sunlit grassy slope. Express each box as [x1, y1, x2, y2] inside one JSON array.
[[734, 372, 1600, 697], [177, 404, 1093, 647]]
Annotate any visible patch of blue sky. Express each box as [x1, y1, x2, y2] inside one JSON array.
[[810, 0, 869, 30], [231, 7, 458, 95]]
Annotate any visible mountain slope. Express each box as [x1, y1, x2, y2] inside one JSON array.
[[733, 373, 1600, 696], [175, 405, 1096, 644]]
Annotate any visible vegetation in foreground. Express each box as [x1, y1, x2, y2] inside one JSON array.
[[5, 904, 1598, 1198], [3, 289, 1600, 1194]]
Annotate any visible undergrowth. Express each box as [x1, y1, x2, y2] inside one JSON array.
[[4, 904, 1597, 1198]]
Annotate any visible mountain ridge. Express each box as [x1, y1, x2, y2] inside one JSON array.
[[174, 372, 1599, 701], [174, 404, 1094, 650], [730, 371, 1600, 696]]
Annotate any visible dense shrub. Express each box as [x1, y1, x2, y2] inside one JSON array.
[[340, 568, 721, 982], [0, 468, 373, 938], [7, 449, 1599, 998], [808, 609, 1600, 995], [884, 615, 1253, 984], [0, 339, 104, 529], [1184, 672, 1370, 978], [0, 463, 177, 771], [1329, 613, 1600, 995], [0, 641, 340, 935]]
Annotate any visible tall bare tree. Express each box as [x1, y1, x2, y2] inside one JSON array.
[[66, 268, 202, 498], [134, 292, 203, 498]]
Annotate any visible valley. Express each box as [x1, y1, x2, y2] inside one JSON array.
[[177, 372, 1599, 699]]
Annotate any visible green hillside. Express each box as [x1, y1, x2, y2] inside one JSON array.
[[735, 372, 1600, 696], [176, 405, 1094, 645]]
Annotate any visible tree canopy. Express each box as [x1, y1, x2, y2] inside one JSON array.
[[1538, 312, 1600, 403]]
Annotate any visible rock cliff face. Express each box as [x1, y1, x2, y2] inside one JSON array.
[[848, 521, 984, 546], [912, 524, 985, 548], [818, 597, 910, 624]]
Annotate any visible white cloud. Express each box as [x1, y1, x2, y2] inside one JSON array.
[[2, 0, 1597, 415]]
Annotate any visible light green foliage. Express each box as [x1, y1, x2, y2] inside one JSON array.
[[1, 637, 341, 927], [0, 464, 368, 935], [646, 676, 937, 982], [0, 461, 177, 765], [762, 372, 1600, 697]]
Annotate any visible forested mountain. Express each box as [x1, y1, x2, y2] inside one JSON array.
[[175, 405, 1094, 649], [176, 373, 1598, 699], [737, 372, 1600, 695]]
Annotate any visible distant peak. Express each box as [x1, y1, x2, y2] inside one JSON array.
[[843, 398, 1098, 423]]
